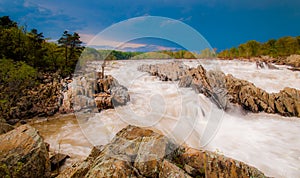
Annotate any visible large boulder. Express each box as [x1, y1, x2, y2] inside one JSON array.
[[0, 125, 50, 178], [94, 75, 130, 111], [61, 125, 266, 178], [175, 147, 265, 178]]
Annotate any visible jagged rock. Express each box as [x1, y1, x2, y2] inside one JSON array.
[[159, 159, 192, 178], [140, 63, 228, 110], [85, 155, 136, 177], [61, 73, 130, 112], [138, 62, 188, 81], [179, 75, 193, 87], [140, 62, 300, 117], [60, 125, 266, 178], [94, 93, 113, 110], [0, 125, 50, 178], [226, 73, 300, 117], [58, 146, 104, 178], [96, 75, 119, 93], [133, 134, 169, 177], [94, 75, 130, 111]]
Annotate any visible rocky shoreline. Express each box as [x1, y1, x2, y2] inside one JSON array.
[[138, 62, 300, 117], [1, 69, 130, 127], [0, 124, 267, 178]]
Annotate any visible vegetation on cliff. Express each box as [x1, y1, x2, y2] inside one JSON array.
[[0, 16, 84, 121]]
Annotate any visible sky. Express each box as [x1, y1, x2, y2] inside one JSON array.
[[0, 0, 300, 51]]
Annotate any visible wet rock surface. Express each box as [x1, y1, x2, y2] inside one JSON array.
[[139, 62, 300, 117], [225, 75, 300, 117], [94, 74, 130, 111], [59, 73, 130, 113], [0, 125, 50, 178], [58, 125, 266, 178]]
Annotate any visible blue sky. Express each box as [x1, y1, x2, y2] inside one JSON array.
[[0, 0, 300, 51]]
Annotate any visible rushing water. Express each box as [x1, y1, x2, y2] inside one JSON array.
[[31, 59, 300, 177]]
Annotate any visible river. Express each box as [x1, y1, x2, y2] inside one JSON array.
[[31, 59, 300, 177]]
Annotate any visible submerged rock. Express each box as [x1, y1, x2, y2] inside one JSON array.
[[60, 125, 266, 178], [0, 125, 50, 178]]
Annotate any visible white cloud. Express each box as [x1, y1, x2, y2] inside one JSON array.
[[82, 34, 147, 50]]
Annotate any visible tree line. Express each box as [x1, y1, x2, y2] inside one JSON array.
[[80, 48, 202, 63], [218, 36, 300, 59], [0, 16, 84, 77]]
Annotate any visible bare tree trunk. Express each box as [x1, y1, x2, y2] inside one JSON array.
[[101, 61, 106, 79]]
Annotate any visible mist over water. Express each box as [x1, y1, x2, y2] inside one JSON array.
[[32, 59, 300, 177]]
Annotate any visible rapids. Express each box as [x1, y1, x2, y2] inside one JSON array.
[[31, 59, 300, 177]]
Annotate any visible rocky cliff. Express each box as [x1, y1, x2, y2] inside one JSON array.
[[58, 125, 266, 178]]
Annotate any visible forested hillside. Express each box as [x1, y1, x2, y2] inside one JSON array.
[[0, 16, 84, 121], [218, 36, 300, 59]]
